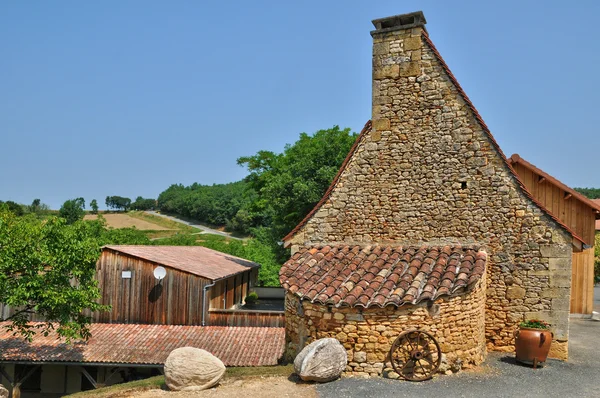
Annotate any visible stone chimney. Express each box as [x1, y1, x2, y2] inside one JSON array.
[[370, 11, 426, 134]]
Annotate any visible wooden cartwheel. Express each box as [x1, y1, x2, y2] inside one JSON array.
[[388, 330, 442, 381]]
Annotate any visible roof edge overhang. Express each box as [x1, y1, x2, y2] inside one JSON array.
[[282, 120, 372, 246], [508, 154, 600, 217], [101, 245, 259, 281], [0, 360, 163, 368]]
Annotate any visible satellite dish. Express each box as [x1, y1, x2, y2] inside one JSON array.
[[153, 266, 167, 280]]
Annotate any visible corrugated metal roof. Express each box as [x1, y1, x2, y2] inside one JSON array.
[[103, 245, 259, 281], [0, 322, 284, 367]]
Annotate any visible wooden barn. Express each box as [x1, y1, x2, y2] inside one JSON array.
[[508, 154, 600, 315], [95, 245, 260, 325], [0, 245, 288, 398]]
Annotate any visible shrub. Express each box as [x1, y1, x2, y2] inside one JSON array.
[[245, 291, 259, 305], [519, 319, 550, 329]]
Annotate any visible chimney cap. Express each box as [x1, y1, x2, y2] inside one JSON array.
[[371, 11, 426, 35]]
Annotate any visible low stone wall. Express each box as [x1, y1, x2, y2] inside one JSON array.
[[284, 275, 486, 377]]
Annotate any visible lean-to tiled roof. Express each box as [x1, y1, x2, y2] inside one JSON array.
[[103, 245, 259, 281], [508, 154, 600, 214], [0, 323, 284, 367], [280, 245, 486, 308]]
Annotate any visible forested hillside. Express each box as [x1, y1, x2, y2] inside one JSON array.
[[574, 188, 600, 199], [156, 125, 358, 249]]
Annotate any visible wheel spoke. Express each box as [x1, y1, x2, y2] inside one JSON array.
[[417, 360, 430, 378]]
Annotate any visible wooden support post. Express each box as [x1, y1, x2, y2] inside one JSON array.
[[79, 367, 97, 389], [102, 367, 122, 387], [9, 365, 40, 398]]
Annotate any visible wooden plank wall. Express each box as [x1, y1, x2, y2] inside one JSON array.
[[207, 310, 285, 327], [94, 250, 217, 325], [512, 163, 597, 314], [512, 163, 596, 243], [570, 248, 595, 314]]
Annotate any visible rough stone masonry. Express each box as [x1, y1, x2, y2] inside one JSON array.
[[283, 10, 574, 364]]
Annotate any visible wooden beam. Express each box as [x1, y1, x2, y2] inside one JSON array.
[[0, 366, 13, 384], [79, 366, 98, 389], [12, 365, 40, 398], [564, 193, 572, 200], [538, 176, 546, 184], [102, 367, 123, 386]]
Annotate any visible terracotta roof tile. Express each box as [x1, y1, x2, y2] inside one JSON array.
[[0, 323, 284, 367], [103, 245, 259, 281], [280, 245, 486, 308]]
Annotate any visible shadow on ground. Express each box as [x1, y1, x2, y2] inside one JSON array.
[[317, 287, 600, 398]]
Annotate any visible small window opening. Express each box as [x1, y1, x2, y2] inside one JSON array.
[[461, 182, 467, 189]]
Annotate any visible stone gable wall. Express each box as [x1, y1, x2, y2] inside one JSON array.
[[284, 274, 486, 377], [286, 25, 572, 358]]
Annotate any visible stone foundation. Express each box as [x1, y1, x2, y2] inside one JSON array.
[[284, 274, 487, 377]]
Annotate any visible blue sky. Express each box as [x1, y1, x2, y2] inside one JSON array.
[[1, 1, 599, 209]]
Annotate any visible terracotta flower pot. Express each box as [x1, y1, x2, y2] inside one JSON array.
[[514, 327, 553, 366]]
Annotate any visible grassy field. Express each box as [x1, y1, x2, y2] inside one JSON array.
[[66, 365, 295, 398]]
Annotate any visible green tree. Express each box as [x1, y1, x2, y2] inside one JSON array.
[[237, 125, 357, 242], [0, 200, 25, 216], [105, 196, 131, 212], [90, 199, 99, 215], [131, 196, 156, 211], [0, 211, 105, 340], [574, 187, 600, 199], [59, 198, 85, 224]]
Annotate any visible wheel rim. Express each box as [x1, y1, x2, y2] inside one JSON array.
[[388, 330, 441, 381]]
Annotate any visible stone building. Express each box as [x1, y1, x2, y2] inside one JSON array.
[[280, 11, 580, 377]]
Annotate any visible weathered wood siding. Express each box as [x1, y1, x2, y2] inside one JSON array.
[[95, 249, 254, 325], [512, 163, 596, 244], [570, 248, 595, 314], [207, 310, 285, 328], [511, 163, 597, 314]]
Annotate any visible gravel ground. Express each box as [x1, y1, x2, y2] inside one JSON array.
[[317, 287, 600, 398]]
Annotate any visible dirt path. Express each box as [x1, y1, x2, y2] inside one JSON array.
[[123, 376, 316, 398]]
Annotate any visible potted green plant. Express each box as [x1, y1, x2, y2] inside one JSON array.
[[244, 291, 259, 307], [514, 319, 553, 367]]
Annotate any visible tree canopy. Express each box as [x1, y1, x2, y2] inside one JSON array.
[[131, 196, 156, 211], [90, 199, 99, 214], [574, 187, 600, 199], [59, 197, 86, 224], [0, 211, 105, 340], [105, 196, 131, 211], [157, 181, 252, 227], [237, 125, 357, 239]]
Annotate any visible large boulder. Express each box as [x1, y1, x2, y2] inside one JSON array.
[[0, 385, 8, 398], [164, 347, 226, 391], [294, 338, 347, 382]]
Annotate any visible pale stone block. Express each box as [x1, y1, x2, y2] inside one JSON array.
[[403, 36, 421, 51], [374, 65, 399, 79], [549, 257, 570, 271], [399, 61, 421, 77], [540, 244, 571, 258], [372, 118, 390, 131], [506, 286, 526, 299]]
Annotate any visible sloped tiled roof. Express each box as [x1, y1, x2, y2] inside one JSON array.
[[0, 323, 284, 367], [103, 245, 259, 281], [280, 245, 486, 308], [283, 31, 581, 245]]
